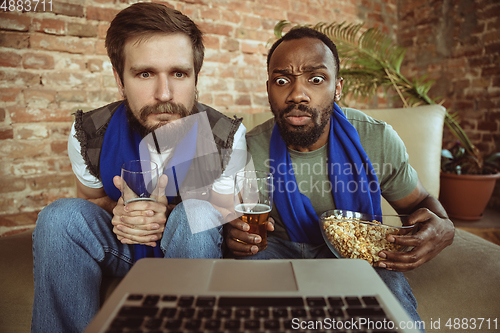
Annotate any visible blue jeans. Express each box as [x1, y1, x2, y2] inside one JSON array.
[[236, 236, 423, 329], [31, 198, 223, 333]]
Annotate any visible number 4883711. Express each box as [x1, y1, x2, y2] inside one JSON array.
[[1, 0, 53, 12]]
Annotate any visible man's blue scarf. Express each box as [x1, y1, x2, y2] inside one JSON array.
[[269, 103, 382, 244], [100, 103, 197, 261]]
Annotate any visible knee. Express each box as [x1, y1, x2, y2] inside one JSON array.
[[169, 199, 224, 234], [34, 198, 101, 242]]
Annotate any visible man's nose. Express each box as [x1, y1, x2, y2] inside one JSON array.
[[155, 75, 173, 102], [286, 80, 310, 104]]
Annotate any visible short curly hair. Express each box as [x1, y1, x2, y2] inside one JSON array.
[[267, 27, 340, 77]]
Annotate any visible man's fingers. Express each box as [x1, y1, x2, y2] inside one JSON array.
[[155, 174, 169, 204], [266, 217, 275, 231], [227, 237, 258, 255], [113, 175, 122, 192]]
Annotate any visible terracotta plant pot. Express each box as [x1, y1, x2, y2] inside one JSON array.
[[439, 172, 500, 220]]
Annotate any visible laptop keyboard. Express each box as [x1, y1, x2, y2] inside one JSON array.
[[105, 294, 399, 332]]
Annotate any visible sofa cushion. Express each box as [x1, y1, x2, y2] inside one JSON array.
[[404, 228, 500, 326], [363, 105, 446, 215]]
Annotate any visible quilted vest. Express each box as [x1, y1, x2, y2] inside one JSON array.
[[73, 101, 243, 203]]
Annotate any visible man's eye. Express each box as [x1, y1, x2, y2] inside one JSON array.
[[310, 76, 324, 84], [139, 72, 151, 79], [275, 77, 289, 86], [174, 72, 186, 78]]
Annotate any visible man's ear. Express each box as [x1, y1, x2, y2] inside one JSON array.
[[113, 68, 125, 98], [335, 77, 344, 96]]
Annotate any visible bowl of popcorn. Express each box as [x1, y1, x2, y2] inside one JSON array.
[[319, 209, 416, 266]]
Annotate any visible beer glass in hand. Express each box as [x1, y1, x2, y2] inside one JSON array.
[[121, 160, 159, 205], [234, 171, 273, 251]]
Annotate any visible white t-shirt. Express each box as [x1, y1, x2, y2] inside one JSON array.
[[67, 122, 247, 195]]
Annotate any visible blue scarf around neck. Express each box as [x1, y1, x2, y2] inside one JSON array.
[[100, 103, 197, 261], [269, 103, 382, 244]]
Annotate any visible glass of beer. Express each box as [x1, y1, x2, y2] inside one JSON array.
[[234, 171, 273, 251], [121, 160, 159, 205]]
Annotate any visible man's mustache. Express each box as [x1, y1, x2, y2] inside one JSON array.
[[140, 102, 190, 122], [281, 103, 315, 117]]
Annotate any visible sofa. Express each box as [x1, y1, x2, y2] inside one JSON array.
[[1, 104, 500, 332]]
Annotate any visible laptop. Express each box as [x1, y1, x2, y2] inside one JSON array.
[[84, 258, 421, 333]]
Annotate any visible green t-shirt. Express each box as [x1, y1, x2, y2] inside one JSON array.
[[246, 107, 418, 241]]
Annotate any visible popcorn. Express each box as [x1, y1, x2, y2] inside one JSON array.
[[322, 215, 407, 265]]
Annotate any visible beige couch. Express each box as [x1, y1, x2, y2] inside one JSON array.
[[1, 105, 500, 332]]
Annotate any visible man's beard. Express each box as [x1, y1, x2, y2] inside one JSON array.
[[272, 100, 334, 148], [126, 100, 198, 138]]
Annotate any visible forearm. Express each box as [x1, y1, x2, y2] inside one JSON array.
[[85, 196, 117, 215], [412, 195, 449, 219], [75, 177, 116, 214]]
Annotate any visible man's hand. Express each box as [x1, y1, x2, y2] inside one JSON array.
[[378, 208, 455, 272], [111, 174, 169, 247], [225, 214, 274, 256]]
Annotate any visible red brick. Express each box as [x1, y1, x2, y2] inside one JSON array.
[[56, 91, 87, 103], [0, 31, 29, 49], [198, 22, 234, 37], [478, 120, 499, 132], [241, 41, 260, 54], [204, 52, 233, 64], [220, 10, 241, 25], [235, 94, 251, 105], [23, 53, 55, 70], [200, 7, 221, 21], [31, 34, 95, 54], [23, 90, 57, 105], [50, 140, 68, 154], [8, 106, 72, 123], [203, 35, 220, 50], [87, 58, 103, 72], [0, 13, 31, 31], [253, 4, 287, 20], [32, 18, 66, 35], [0, 88, 22, 102], [16, 124, 50, 140], [86, 6, 120, 22], [227, 1, 251, 12], [214, 93, 233, 106], [67, 22, 98, 38], [52, 1, 84, 17], [98, 23, 110, 39], [95, 40, 107, 55], [0, 128, 14, 140], [0, 177, 26, 193], [29, 174, 74, 191], [0, 70, 40, 87], [221, 38, 239, 52], [0, 108, 5, 122], [0, 51, 22, 67], [242, 15, 261, 29]]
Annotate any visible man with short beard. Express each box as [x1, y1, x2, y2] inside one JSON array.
[[31, 3, 246, 332], [225, 27, 454, 326]]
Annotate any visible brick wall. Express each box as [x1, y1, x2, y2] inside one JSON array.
[[0, 0, 396, 227], [398, 0, 500, 208]]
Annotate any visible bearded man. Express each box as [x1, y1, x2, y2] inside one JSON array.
[[31, 3, 246, 332], [225, 27, 454, 327]]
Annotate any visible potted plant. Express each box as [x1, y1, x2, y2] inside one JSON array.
[[440, 143, 500, 220], [274, 21, 500, 220]]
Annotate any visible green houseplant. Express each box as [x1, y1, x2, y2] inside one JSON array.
[[274, 21, 500, 220]]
